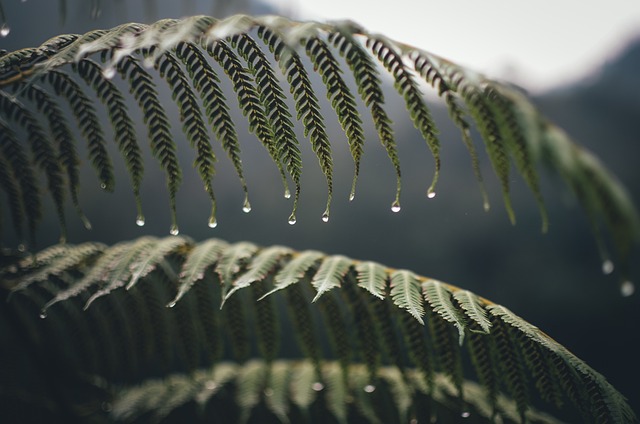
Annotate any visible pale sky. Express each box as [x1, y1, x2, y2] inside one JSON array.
[[268, 0, 640, 92]]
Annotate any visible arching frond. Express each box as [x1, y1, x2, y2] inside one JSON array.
[[0, 14, 636, 275], [4, 237, 634, 423]]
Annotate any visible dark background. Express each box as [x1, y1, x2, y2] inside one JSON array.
[[1, 0, 639, 419]]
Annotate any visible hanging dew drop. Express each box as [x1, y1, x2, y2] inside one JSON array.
[[461, 411, 471, 418], [100, 182, 107, 190], [242, 202, 252, 213], [321, 212, 329, 223], [0, 25, 10, 37], [311, 382, 324, 391], [349, 193, 355, 202], [17, 244, 26, 252], [621, 280, 635, 297], [288, 214, 297, 225], [102, 66, 116, 79], [166, 300, 177, 308], [169, 225, 179, 236], [135, 216, 145, 227], [208, 218, 218, 228], [391, 200, 401, 213], [427, 190, 436, 199], [363, 384, 375, 393], [283, 189, 291, 199], [39, 310, 47, 319], [601, 260, 614, 275]]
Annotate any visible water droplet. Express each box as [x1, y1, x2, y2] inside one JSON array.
[[311, 382, 324, 391], [205, 380, 217, 390], [169, 225, 179, 236], [102, 66, 116, 79], [100, 183, 107, 190], [288, 214, 297, 225], [167, 300, 177, 308], [602, 260, 614, 275], [135, 216, 145, 227], [242, 200, 252, 213], [621, 280, 635, 297], [363, 384, 375, 393], [349, 193, 355, 202], [39, 310, 47, 319], [17, 244, 26, 252], [0, 25, 11, 37], [283, 189, 291, 199], [208, 217, 218, 228], [321, 212, 329, 223], [391, 200, 401, 213], [427, 190, 436, 199], [143, 57, 155, 68], [461, 411, 471, 418]]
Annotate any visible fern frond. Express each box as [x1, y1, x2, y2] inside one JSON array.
[[172, 238, 229, 304], [366, 35, 441, 198], [258, 26, 336, 216], [355, 261, 388, 300], [231, 33, 303, 221], [155, 49, 217, 231], [328, 25, 397, 203], [310, 254, 351, 302], [45, 69, 114, 192], [0, 14, 636, 273], [175, 41, 249, 212], [76, 58, 145, 222], [0, 91, 67, 240], [20, 83, 87, 226], [116, 55, 182, 228], [0, 119, 40, 242], [205, 39, 290, 199], [5, 237, 636, 422]]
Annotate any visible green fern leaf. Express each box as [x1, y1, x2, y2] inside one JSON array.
[[366, 35, 440, 198], [310, 255, 351, 302], [355, 261, 388, 300], [236, 359, 267, 423], [173, 238, 229, 304], [205, 39, 290, 199], [262, 250, 324, 298], [328, 25, 400, 204], [453, 289, 491, 334], [410, 50, 489, 209], [0, 120, 40, 242], [21, 83, 87, 227], [422, 280, 467, 345], [83, 237, 159, 308], [0, 143, 25, 240], [215, 241, 259, 301], [265, 361, 293, 423], [156, 50, 217, 230], [225, 245, 292, 301], [116, 55, 182, 228], [232, 33, 303, 220], [125, 235, 190, 290], [324, 361, 349, 424], [45, 69, 114, 193], [289, 360, 318, 414], [175, 41, 249, 213], [390, 269, 425, 324], [0, 91, 67, 240], [258, 26, 335, 217], [76, 58, 146, 222], [8, 243, 105, 296]]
